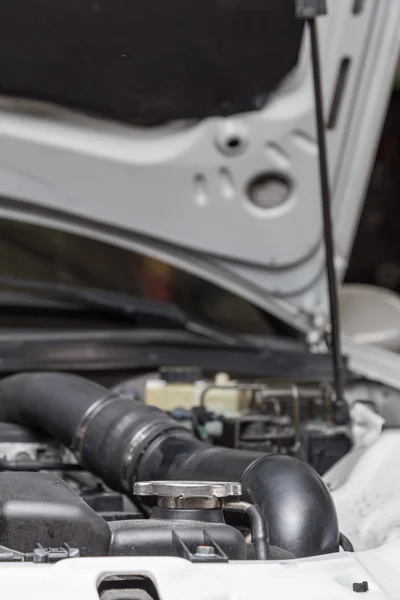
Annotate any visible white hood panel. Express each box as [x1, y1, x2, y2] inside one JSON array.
[[0, 0, 399, 333]]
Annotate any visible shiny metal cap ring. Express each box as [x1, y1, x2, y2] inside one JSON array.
[[133, 480, 242, 499]]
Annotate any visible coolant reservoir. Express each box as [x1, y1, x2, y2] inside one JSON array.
[[144, 369, 250, 416]]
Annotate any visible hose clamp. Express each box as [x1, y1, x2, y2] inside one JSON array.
[[121, 421, 185, 491], [72, 393, 131, 457]]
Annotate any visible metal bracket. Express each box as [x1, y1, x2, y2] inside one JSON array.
[[295, 0, 327, 19], [29, 544, 80, 564]]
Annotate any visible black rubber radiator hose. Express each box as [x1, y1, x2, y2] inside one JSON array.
[[0, 372, 339, 558]]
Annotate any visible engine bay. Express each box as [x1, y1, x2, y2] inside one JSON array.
[[0, 369, 367, 564]]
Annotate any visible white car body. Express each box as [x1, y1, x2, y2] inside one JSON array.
[[1, 0, 400, 594]]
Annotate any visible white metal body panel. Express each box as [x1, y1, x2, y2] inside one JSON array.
[[2, 545, 400, 600], [0, 1, 399, 332]]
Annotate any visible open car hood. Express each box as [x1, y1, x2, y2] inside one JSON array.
[[0, 0, 399, 338]]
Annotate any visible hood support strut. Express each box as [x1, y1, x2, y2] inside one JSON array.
[[296, 0, 348, 424]]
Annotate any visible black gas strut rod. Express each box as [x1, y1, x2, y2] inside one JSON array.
[[295, 0, 348, 424]]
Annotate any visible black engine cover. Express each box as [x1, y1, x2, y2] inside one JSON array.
[[0, 472, 110, 555], [0, 0, 303, 121]]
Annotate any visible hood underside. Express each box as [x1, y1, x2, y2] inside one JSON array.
[[0, 0, 399, 335]]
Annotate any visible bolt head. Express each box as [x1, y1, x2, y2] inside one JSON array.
[[195, 545, 216, 557]]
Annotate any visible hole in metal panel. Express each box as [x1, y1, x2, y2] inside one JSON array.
[[352, 0, 365, 15], [194, 174, 209, 207], [218, 167, 235, 199], [227, 137, 241, 149], [247, 173, 292, 210], [265, 142, 291, 170], [327, 58, 351, 130], [98, 576, 159, 600]]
